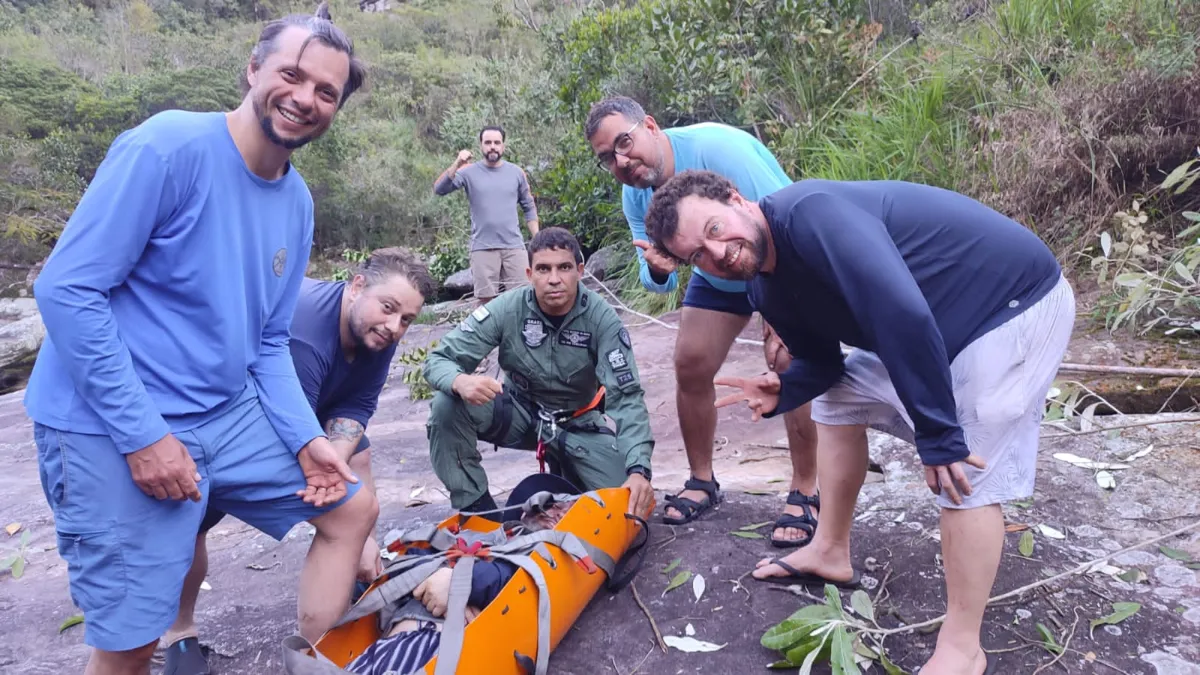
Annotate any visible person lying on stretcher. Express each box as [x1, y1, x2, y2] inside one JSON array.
[[346, 474, 577, 675]]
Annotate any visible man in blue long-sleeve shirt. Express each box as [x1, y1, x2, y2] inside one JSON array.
[[24, 9, 376, 674], [645, 171, 1075, 675], [586, 97, 820, 548]]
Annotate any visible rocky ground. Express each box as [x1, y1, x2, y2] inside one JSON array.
[[2, 304, 1199, 674]]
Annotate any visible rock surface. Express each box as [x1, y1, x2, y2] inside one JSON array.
[[442, 269, 474, 299], [584, 243, 625, 282], [0, 298, 43, 394]]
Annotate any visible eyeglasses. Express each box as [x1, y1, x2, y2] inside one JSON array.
[[594, 120, 641, 171]]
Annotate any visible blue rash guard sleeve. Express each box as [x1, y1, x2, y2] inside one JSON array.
[[31, 136, 176, 453], [779, 192, 970, 466]]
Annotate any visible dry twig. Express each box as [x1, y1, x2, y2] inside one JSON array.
[[630, 582, 668, 653]]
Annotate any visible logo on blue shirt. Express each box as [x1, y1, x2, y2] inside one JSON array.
[[273, 248, 287, 277]]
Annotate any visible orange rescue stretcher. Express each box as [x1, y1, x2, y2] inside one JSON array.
[[280, 485, 650, 675]]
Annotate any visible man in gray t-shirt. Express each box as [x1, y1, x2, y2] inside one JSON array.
[[434, 125, 540, 304]]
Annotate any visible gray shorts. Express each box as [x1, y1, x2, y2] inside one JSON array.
[[811, 275, 1076, 509]]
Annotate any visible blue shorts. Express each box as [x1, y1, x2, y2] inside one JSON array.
[[32, 381, 361, 652], [199, 432, 369, 533], [682, 273, 754, 316]]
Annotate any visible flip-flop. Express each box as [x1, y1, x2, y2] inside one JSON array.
[[661, 476, 722, 525], [753, 558, 861, 589], [770, 490, 819, 549], [163, 636, 211, 675]]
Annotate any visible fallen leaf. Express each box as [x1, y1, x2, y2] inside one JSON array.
[[1121, 445, 1153, 462], [730, 531, 765, 539], [693, 574, 706, 603], [1084, 651, 1096, 663], [1096, 471, 1116, 490], [1118, 569, 1148, 584], [893, 512, 906, 523], [5, 523, 20, 536], [410, 486, 425, 499], [58, 615, 84, 633], [1005, 523, 1031, 533], [766, 478, 786, 484], [1011, 498, 1034, 509], [664, 570, 692, 596], [1090, 602, 1141, 638], [850, 589, 875, 622], [1037, 524, 1066, 539], [663, 558, 682, 575], [1052, 453, 1131, 471], [11, 556, 25, 579], [1186, 562, 1200, 571], [200, 580, 212, 591], [1088, 562, 1124, 577], [19, 529, 30, 548], [1019, 530, 1035, 557], [740, 521, 773, 531], [744, 489, 773, 496], [685, 623, 696, 636], [664, 635, 726, 652], [1160, 546, 1193, 562]]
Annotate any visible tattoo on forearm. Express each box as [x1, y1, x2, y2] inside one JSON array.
[[326, 418, 364, 443]]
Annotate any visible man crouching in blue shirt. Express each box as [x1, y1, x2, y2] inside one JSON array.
[[646, 171, 1075, 675], [160, 248, 435, 675], [24, 7, 374, 674]]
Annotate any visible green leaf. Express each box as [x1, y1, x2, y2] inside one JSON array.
[[745, 489, 773, 495], [796, 628, 833, 675], [1162, 159, 1196, 190], [829, 626, 860, 675], [1011, 498, 1033, 509], [1089, 602, 1141, 638], [1175, 262, 1197, 285], [1186, 562, 1200, 570], [824, 583, 844, 617], [1160, 546, 1193, 562], [730, 531, 766, 539], [664, 570, 692, 595], [850, 589, 875, 623], [58, 615, 84, 633], [11, 556, 25, 579], [767, 660, 797, 670], [1036, 623, 1062, 654], [0, 555, 15, 571], [879, 648, 908, 675], [20, 528, 30, 548], [662, 558, 682, 575], [1119, 568, 1148, 583], [1019, 530, 1034, 557], [740, 521, 774, 531]]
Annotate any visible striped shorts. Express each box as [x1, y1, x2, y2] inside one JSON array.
[[346, 622, 441, 675], [811, 275, 1076, 509]]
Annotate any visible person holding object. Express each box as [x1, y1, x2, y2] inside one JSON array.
[[434, 125, 540, 305], [645, 171, 1074, 675]]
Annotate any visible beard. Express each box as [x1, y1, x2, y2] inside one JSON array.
[[485, 149, 502, 162], [253, 95, 319, 150], [717, 227, 769, 281]]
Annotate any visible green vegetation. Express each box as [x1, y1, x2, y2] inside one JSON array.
[[0, 0, 1196, 334]]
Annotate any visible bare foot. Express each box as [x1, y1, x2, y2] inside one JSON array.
[[663, 488, 715, 522], [921, 645, 988, 675], [772, 500, 818, 545], [751, 545, 853, 583]]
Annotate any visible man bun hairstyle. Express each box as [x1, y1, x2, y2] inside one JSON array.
[[644, 170, 737, 261], [357, 246, 438, 301], [584, 96, 646, 141], [244, 1, 367, 108], [528, 227, 584, 265]]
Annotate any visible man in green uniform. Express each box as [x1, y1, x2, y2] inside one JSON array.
[[424, 227, 655, 518]]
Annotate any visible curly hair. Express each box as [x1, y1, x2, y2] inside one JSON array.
[[357, 247, 437, 300], [644, 170, 738, 259]]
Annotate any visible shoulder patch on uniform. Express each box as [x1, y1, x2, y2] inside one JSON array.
[[458, 319, 475, 333], [472, 306, 490, 322], [559, 329, 592, 349], [616, 371, 636, 387], [580, 292, 590, 308], [522, 318, 547, 348], [606, 348, 628, 371], [618, 327, 631, 349]]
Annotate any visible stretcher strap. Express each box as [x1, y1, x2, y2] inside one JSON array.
[[432, 556, 476, 675], [487, 552, 553, 675], [281, 634, 354, 675], [335, 557, 446, 629]]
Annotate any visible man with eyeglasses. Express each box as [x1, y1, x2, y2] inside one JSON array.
[[584, 96, 820, 548]]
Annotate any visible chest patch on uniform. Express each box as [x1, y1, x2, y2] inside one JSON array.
[[509, 371, 530, 389], [272, 248, 287, 277], [616, 371, 636, 387], [619, 328, 632, 349], [559, 329, 592, 349], [472, 306, 491, 322], [606, 348, 628, 371], [522, 319, 547, 347]]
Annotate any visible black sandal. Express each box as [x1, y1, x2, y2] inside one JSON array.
[[770, 490, 819, 549], [661, 476, 722, 525]]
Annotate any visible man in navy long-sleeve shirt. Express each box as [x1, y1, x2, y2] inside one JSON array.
[[24, 11, 375, 674], [645, 171, 1075, 675]]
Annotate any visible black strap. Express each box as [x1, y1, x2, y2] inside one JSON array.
[[514, 651, 536, 673], [482, 391, 517, 443], [605, 513, 649, 593]]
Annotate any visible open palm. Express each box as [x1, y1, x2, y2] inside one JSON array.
[[714, 372, 781, 421]]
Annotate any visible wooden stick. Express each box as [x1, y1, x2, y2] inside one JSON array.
[[1042, 415, 1200, 439], [630, 582, 668, 653], [1057, 363, 1200, 378]]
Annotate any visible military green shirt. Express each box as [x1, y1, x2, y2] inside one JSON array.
[[424, 283, 654, 471]]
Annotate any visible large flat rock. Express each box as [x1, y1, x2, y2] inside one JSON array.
[[2, 308, 1199, 673]]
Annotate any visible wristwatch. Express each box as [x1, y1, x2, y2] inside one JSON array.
[[626, 465, 652, 481]]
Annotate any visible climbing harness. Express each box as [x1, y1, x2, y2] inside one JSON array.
[[534, 386, 606, 473]]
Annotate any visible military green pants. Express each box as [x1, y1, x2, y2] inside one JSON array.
[[427, 388, 628, 509]]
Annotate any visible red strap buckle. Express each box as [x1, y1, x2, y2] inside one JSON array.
[[536, 440, 547, 473]]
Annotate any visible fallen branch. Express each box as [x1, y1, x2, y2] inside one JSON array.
[[1057, 363, 1200, 378], [630, 582, 668, 653], [861, 518, 1200, 637], [1042, 416, 1200, 439], [1031, 607, 1082, 675]]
